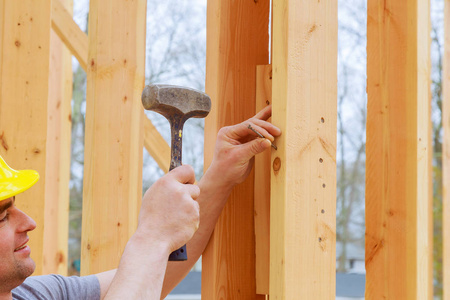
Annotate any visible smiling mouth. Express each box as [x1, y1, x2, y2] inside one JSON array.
[[14, 243, 28, 252]]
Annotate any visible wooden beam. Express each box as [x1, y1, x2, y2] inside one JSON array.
[[143, 117, 170, 174], [43, 0, 73, 275], [254, 64, 272, 296], [366, 0, 432, 299], [202, 0, 270, 298], [50, 4, 169, 174], [51, 0, 88, 71], [80, 0, 147, 275], [443, 0, 450, 298], [0, 0, 52, 275], [270, 0, 337, 298]]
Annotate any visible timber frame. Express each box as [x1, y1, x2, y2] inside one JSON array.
[[0, 0, 448, 299]]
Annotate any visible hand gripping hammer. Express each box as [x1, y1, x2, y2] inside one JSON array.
[[142, 84, 211, 261]]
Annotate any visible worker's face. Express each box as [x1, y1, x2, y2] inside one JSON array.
[[0, 197, 36, 292]]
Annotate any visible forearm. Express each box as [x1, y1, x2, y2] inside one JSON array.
[[161, 164, 233, 298], [104, 232, 170, 300]]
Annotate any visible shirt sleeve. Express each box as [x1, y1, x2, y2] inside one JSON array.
[[12, 274, 101, 300]]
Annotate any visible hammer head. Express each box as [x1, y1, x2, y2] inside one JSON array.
[[142, 84, 211, 121]]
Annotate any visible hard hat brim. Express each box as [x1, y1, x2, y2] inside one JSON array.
[[0, 169, 40, 201]]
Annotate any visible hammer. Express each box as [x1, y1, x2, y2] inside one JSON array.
[[142, 84, 211, 261]]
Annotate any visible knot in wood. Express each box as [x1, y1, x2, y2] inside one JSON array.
[[273, 157, 281, 173]]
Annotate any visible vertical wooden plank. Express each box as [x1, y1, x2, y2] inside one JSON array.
[[443, 0, 450, 299], [49, 5, 170, 173], [255, 64, 272, 296], [43, 0, 73, 275], [270, 0, 338, 299], [366, 0, 432, 299], [0, 0, 51, 275], [202, 0, 270, 299], [80, 0, 146, 275], [418, 2, 433, 300]]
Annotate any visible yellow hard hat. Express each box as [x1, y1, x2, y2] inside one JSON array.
[[0, 155, 39, 201]]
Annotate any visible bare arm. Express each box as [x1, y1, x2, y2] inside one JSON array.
[[102, 166, 200, 299], [161, 105, 281, 297], [95, 269, 115, 299]]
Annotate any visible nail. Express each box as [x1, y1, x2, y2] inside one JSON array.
[[248, 124, 277, 150]]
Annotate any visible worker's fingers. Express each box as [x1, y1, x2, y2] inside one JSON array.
[[167, 165, 196, 184], [223, 121, 267, 142], [225, 120, 280, 145], [247, 121, 275, 142], [251, 118, 281, 139], [253, 105, 272, 120], [238, 137, 272, 160]]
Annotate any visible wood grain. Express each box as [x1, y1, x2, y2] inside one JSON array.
[[143, 117, 170, 174], [0, 0, 52, 275], [202, 0, 270, 299], [51, 0, 88, 71], [42, 0, 73, 275], [366, 0, 432, 299], [270, 0, 338, 298], [50, 5, 170, 174], [255, 64, 272, 295], [80, 0, 146, 275]]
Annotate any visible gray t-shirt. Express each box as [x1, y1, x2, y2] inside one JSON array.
[[12, 274, 100, 300]]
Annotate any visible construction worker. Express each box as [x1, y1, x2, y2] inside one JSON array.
[[0, 106, 281, 300]]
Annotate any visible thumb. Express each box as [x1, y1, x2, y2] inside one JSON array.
[[240, 138, 272, 160]]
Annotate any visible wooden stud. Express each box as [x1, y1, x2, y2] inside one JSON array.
[[50, 6, 170, 174], [0, 0, 52, 275], [51, 0, 88, 71], [255, 64, 272, 295], [270, 0, 338, 299], [80, 0, 147, 275], [444, 0, 450, 298], [143, 117, 170, 174], [366, 1, 432, 299], [42, 0, 73, 275], [202, 0, 270, 298]]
